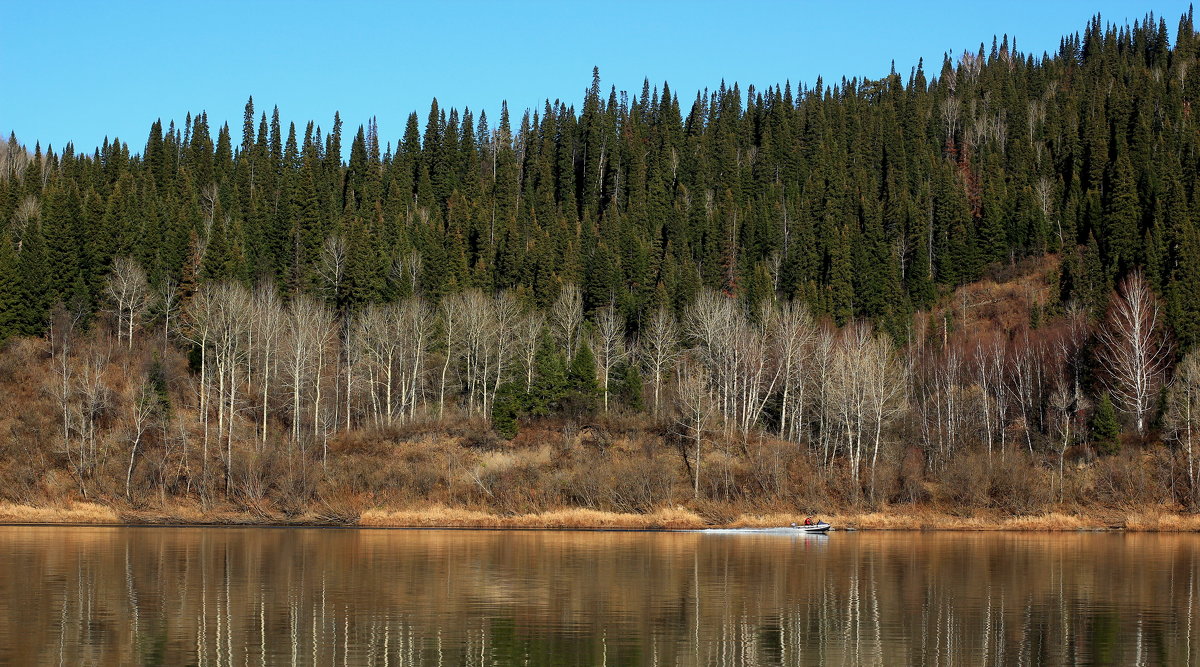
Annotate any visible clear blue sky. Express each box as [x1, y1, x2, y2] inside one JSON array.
[[2, 1, 1193, 157]]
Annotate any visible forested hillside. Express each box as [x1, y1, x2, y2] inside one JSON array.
[[1, 12, 1199, 520]]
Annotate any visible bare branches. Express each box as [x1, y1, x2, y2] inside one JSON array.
[[1097, 271, 1172, 435], [1166, 350, 1200, 508], [316, 235, 347, 302], [674, 357, 715, 498], [104, 257, 154, 349], [640, 307, 679, 418], [551, 284, 583, 361], [592, 303, 626, 412]]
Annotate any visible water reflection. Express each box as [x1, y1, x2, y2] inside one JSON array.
[[0, 527, 1196, 665]]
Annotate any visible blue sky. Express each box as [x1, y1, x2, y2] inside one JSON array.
[[2, 1, 1194, 156]]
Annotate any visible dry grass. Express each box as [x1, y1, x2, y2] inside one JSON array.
[[831, 509, 1108, 531], [360, 505, 706, 529], [2, 501, 1199, 532], [1122, 508, 1200, 531], [0, 502, 119, 524]]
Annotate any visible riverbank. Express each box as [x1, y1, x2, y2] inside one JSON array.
[[3, 502, 1200, 531]]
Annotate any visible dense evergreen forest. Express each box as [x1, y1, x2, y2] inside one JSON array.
[[1, 12, 1200, 518]]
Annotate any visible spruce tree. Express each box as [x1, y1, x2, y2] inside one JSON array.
[[16, 222, 49, 334], [0, 236, 19, 344], [1101, 154, 1141, 274], [1090, 393, 1121, 455], [566, 342, 599, 414]]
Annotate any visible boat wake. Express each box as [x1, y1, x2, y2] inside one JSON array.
[[693, 527, 829, 536]]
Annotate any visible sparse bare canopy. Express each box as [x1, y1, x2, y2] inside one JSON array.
[[104, 257, 155, 349], [1166, 350, 1200, 508], [551, 283, 583, 361], [640, 307, 680, 418], [1097, 271, 1171, 435]]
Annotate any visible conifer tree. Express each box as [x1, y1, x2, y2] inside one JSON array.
[[16, 221, 49, 334], [567, 342, 599, 413], [1102, 154, 1141, 274], [0, 236, 19, 344], [1091, 393, 1121, 455]]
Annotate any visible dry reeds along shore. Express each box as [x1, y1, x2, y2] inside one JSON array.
[[6, 501, 1200, 532]]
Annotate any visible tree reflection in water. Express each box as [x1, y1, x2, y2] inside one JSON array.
[[0, 528, 1195, 665]]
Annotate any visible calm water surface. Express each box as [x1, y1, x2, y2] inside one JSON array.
[[0, 526, 1197, 665]]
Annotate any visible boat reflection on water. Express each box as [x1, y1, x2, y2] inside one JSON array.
[[0, 527, 1196, 665]]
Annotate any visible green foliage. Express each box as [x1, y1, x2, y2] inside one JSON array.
[[17, 221, 49, 335], [615, 362, 644, 412], [491, 382, 525, 439], [527, 336, 568, 417], [1090, 393, 1121, 456], [566, 343, 599, 414], [0, 235, 19, 345]]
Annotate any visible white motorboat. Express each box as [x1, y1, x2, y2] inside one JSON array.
[[788, 521, 831, 534]]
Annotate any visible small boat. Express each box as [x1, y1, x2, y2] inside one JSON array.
[[788, 521, 831, 534]]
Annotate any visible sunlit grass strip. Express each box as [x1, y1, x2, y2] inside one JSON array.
[[0, 502, 120, 524], [0, 503, 1198, 531], [359, 506, 706, 529]]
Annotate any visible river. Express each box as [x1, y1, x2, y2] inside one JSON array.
[[0, 526, 1196, 665]]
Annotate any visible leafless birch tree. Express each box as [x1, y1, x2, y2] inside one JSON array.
[[1097, 271, 1171, 435], [640, 307, 680, 418], [104, 257, 154, 349], [674, 357, 715, 498], [593, 303, 626, 412], [551, 283, 583, 361], [1166, 350, 1200, 508]]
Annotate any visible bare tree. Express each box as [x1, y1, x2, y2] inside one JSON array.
[[732, 307, 781, 435], [972, 336, 1009, 458], [674, 357, 715, 498], [401, 297, 433, 420], [104, 257, 154, 349], [488, 291, 522, 415], [771, 301, 816, 442], [517, 310, 546, 392], [316, 235, 347, 303], [811, 325, 837, 464], [1166, 349, 1200, 509], [1049, 303, 1090, 496], [1048, 376, 1086, 503], [251, 283, 284, 446], [207, 282, 253, 492], [1008, 331, 1044, 455], [685, 290, 737, 428], [1034, 176, 1059, 246], [828, 324, 872, 487], [551, 283, 583, 361], [126, 375, 158, 500], [156, 277, 180, 345], [404, 250, 423, 295], [9, 195, 40, 248], [864, 329, 906, 497], [438, 294, 465, 419], [457, 290, 494, 416], [353, 299, 432, 426], [1097, 271, 1172, 435], [282, 294, 333, 449], [354, 304, 400, 425], [592, 303, 626, 412], [181, 284, 219, 492], [640, 307, 680, 418]]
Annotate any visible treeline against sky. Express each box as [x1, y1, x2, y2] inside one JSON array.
[[1, 12, 1200, 511]]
